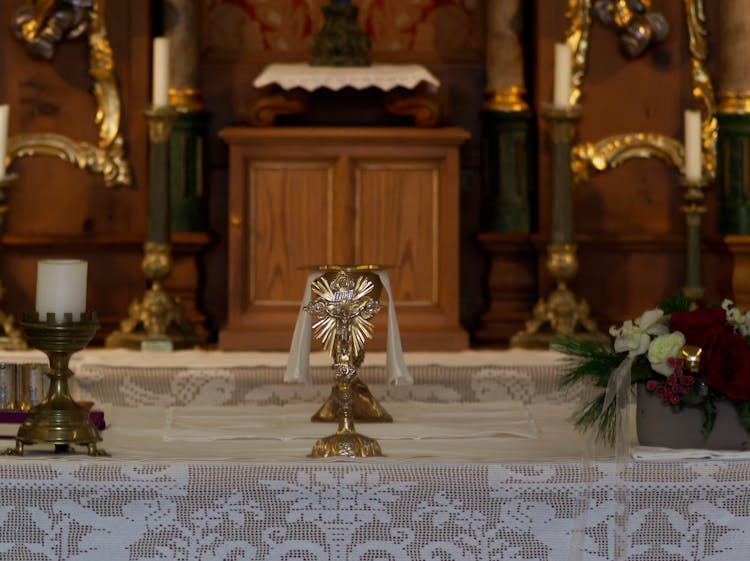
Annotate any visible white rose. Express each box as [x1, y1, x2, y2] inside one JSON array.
[[635, 308, 669, 336], [610, 320, 650, 357], [647, 332, 686, 376]]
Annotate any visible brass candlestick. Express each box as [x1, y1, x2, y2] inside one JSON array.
[[0, 173, 25, 350], [106, 106, 203, 350], [6, 311, 106, 456], [306, 266, 385, 458], [511, 104, 604, 348], [681, 178, 707, 304]]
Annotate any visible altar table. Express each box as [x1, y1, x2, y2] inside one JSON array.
[[0, 349, 747, 561]]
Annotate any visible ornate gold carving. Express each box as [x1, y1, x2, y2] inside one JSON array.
[[717, 91, 750, 114], [592, 0, 669, 58], [141, 241, 172, 281], [510, 243, 603, 348], [169, 88, 203, 112], [572, 132, 684, 183], [384, 91, 440, 127], [566, 0, 592, 106], [684, 0, 716, 181], [245, 92, 308, 126], [106, 241, 202, 349], [8, 0, 131, 187], [483, 86, 529, 112], [145, 106, 178, 143], [568, 0, 715, 183]]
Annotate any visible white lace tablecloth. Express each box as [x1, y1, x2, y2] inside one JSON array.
[[253, 63, 440, 92], [58, 349, 588, 408], [0, 349, 748, 560]]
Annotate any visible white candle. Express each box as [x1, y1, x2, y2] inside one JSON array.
[[553, 42, 572, 107], [684, 109, 702, 182], [152, 37, 170, 107], [35, 260, 88, 322], [0, 105, 9, 180]]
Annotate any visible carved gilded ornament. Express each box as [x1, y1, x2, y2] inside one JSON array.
[[566, 0, 716, 183], [9, 0, 131, 187]]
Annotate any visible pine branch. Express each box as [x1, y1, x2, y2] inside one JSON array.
[[553, 337, 625, 389], [571, 392, 617, 445]]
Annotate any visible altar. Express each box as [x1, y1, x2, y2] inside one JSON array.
[[0, 349, 747, 561]]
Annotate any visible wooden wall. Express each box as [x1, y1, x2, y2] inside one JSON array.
[[198, 0, 487, 341], [0, 0, 732, 347], [534, 0, 730, 335], [0, 0, 155, 343]]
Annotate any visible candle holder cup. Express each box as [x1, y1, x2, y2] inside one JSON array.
[[6, 311, 106, 456]]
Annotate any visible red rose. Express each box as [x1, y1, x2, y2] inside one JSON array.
[[701, 332, 750, 402], [669, 308, 730, 349]]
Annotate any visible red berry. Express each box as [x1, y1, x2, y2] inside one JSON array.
[[667, 357, 675, 366], [661, 395, 670, 404], [656, 386, 665, 394], [646, 380, 658, 391], [670, 395, 681, 404]]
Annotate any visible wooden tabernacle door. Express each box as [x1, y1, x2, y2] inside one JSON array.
[[219, 127, 469, 351]]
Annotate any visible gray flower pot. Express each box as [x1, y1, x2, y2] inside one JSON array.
[[636, 383, 750, 450]]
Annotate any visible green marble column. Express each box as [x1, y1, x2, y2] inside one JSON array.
[[165, 0, 208, 233], [481, 0, 533, 233], [169, 111, 208, 232], [481, 110, 534, 232], [716, 0, 750, 233], [717, 114, 750, 234]]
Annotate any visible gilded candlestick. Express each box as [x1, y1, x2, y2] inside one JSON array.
[[106, 106, 203, 350], [511, 104, 604, 348]]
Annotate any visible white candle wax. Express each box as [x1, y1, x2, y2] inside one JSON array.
[[152, 37, 170, 107], [684, 109, 702, 182], [35, 259, 88, 322], [0, 105, 9, 180], [553, 42, 572, 107]]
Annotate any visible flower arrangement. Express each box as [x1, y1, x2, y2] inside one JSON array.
[[555, 294, 750, 445]]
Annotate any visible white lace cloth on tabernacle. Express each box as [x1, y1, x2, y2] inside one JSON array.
[[0, 350, 748, 560], [253, 62, 440, 91]]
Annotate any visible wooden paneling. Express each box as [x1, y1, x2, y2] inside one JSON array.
[[355, 164, 437, 304], [249, 163, 333, 304], [219, 126, 469, 351]]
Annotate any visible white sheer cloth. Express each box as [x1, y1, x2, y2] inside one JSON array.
[[284, 270, 412, 386]]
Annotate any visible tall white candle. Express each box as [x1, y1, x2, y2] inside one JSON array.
[[0, 105, 9, 180], [35, 260, 88, 322], [152, 37, 170, 107], [553, 42, 572, 107], [684, 110, 702, 182]]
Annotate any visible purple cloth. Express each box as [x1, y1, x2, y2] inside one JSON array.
[[0, 410, 105, 431]]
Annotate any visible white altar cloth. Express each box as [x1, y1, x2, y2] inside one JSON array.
[[252, 63, 440, 92], [0, 349, 748, 560]]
